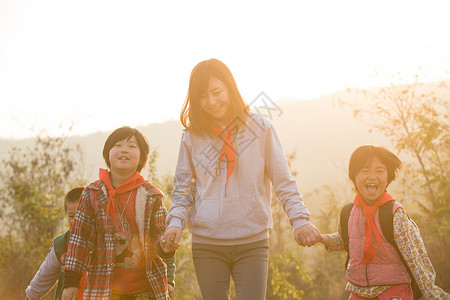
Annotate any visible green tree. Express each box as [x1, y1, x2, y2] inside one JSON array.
[[266, 150, 314, 300], [341, 77, 450, 290], [269, 150, 299, 254], [169, 231, 202, 300], [267, 250, 312, 300], [305, 186, 351, 300], [146, 149, 202, 300], [0, 135, 84, 299]]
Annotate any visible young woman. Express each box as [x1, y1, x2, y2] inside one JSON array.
[[164, 58, 320, 300]]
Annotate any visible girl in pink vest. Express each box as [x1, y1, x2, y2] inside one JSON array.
[[320, 145, 449, 300]]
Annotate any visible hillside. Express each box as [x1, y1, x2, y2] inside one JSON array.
[[77, 91, 391, 195], [0, 92, 388, 216], [0, 89, 392, 215], [5, 81, 448, 214]]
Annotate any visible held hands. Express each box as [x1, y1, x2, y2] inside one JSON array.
[[61, 287, 78, 300], [161, 227, 182, 253], [320, 234, 330, 247], [294, 223, 322, 247]]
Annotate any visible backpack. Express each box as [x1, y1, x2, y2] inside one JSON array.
[[340, 201, 422, 299], [52, 230, 71, 300]]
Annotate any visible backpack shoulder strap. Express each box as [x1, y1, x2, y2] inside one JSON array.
[[340, 203, 354, 252], [53, 229, 71, 264], [378, 200, 395, 243], [378, 200, 423, 300]]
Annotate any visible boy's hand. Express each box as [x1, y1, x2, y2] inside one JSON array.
[[294, 223, 321, 247], [168, 284, 175, 297], [161, 227, 181, 253], [61, 287, 78, 300]]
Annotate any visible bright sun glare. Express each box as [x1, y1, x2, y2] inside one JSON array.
[[0, 0, 449, 139]]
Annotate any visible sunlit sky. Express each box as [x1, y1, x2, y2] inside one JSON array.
[[1, 0, 449, 139]]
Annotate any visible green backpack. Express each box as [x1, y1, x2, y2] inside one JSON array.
[[53, 230, 71, 300]]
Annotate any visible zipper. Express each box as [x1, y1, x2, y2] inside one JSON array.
[[365, 264, 369, 286]]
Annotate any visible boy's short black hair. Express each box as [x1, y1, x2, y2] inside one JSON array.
[[64, 187, 84, 212], [102, 126, 150, 172], [348, 145, 403, 189]]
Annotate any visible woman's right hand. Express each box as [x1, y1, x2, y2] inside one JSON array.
[[61, 287, 78, 300], [294, 223, 322, 247]]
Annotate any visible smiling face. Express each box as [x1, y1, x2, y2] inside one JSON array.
[[108, 135, 141, 174], [355, 157, 388, 205], [199, 77, 231, 122]]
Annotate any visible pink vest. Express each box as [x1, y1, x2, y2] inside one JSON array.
[[346, 203, 411, 286]]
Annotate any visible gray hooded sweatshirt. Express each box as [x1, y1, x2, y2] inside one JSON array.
[[167, 113, 311, 245]]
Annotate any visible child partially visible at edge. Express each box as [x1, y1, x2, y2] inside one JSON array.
[[61, 126, 177, 300], [319, 145, 449, 300], [25, 187, 84, 300]]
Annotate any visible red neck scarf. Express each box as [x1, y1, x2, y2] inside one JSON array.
[[98, 168, 147, 231], [349, 191, 394, 270], [210, 123, 236, 196]]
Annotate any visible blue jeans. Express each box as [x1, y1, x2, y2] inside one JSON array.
[[192, 239, 269, 300]]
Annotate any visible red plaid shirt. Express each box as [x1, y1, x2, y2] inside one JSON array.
[[65, 179, 170, 299]]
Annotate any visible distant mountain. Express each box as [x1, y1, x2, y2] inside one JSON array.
[[2, 82, 447, 214], [268, 91, 392, 208], [0, 90, 396, 192], [70, 121, 185, 183]]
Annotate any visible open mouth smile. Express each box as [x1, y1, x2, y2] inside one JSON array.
[[366, 183, 378, 193]]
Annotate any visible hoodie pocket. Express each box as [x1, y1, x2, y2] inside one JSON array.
[[191, 194, 269, 240]]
